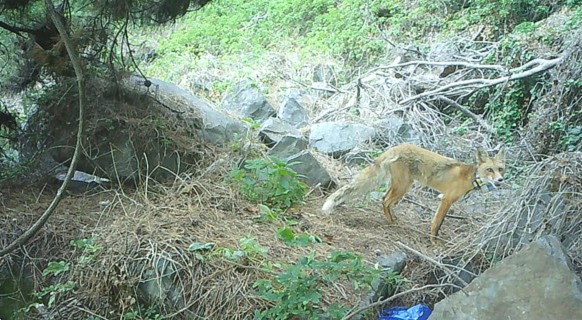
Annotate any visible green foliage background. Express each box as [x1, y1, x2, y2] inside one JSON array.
[[141, 0, 582, 150]]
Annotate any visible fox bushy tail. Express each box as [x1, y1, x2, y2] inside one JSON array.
[[321, 161, 390, 212]]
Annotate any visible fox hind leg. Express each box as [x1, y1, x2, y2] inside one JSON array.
[[382, 179, 412, 224]]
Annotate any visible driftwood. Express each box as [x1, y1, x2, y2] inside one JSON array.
[[439, 96, 495, 134]]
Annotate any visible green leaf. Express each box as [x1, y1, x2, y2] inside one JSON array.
[[277, 227, 296, 242], [224, 250, 245, 260], [43, 261, 70, 277], [187, 242, 216, 251], [294, 234, 321, 247]]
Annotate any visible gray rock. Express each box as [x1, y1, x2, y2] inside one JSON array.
[[285, 88, 305, 100], [285, 150, 333, 188], [222, 78, 276, 122], [269, 135, 309, 159], [377, 251, 407, 274], [36, 75, 246, 183], [278, 97, 309, 128], [345, 147, 376, 166], [361, 252, 408, 313], [535, 235, 576, 270], [142, 77, 246, 146], [136, 256, 185, 310], [77, 132, 139, 180], [439, 257, 478, 292], [309, 122, 376, 158], [258, 118, 302, 147], [200, 105, 247, 145], [430, 235, 582, 320]]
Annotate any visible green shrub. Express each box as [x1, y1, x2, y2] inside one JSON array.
[[304, 0, 386, 64], [254, 251, 398, 320], [147, 0, 392, 71], [230, 157, 307, 210], [564, 5, 582, 30]]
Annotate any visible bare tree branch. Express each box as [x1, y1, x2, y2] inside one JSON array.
[[0, 0, 86, 258], [378, 60, 507, 72], [399, 55, 565, 105], [395, 241, 472, 289]]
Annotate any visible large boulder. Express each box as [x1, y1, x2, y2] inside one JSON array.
[[143, 77, 246, 146], [28, 76, 247, 182], [222, 78, 276, 122], [429, 235, 582, 320], [285, 150, 333, 188], [309, 122, 376, 158]]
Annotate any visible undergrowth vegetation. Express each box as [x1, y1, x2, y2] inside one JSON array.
[[254, 251, 399, 320], [140, 0, 582, 147], [148, 0, 582, 65], [229, 157, 307, 211]]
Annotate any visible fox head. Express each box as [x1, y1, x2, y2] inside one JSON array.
[[475, 147, 506, 188]]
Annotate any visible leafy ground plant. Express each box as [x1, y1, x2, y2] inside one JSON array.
[[230, 157, 307, 210], [21, 261, 75, 313], [254, 251, 399, 320], [276, 226, 322, 247]]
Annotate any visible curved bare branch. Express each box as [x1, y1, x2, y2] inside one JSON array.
[[399, 55, 565, 105]]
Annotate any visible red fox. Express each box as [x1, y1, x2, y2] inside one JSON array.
[[322, 144, 505, 244]]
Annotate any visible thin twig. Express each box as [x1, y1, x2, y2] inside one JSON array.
[[378, 60, 507, 72], [75, 306, 108, 320]]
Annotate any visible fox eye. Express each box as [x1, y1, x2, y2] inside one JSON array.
[[499, 167, 504, 172], [486, 168, 494, 173]]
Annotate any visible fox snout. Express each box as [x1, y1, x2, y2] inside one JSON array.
[[486, 173, 504, 187]]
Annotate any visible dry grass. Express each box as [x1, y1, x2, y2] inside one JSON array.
[[3, 147, 582, 319], [0, 152, 494, 319]]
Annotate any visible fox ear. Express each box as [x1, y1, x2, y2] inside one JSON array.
[[476, 147, 489, 163], [495, 146, 506, 161]]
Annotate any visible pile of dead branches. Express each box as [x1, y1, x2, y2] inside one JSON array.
[[313, 31, 568, 155], [448, 151, 582, 273]]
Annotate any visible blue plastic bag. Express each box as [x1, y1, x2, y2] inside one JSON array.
[[378, 304, 432, 320]]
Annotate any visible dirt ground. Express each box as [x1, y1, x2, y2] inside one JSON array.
[[0, 170, 511, 320], [1, 181, 500, 258]]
